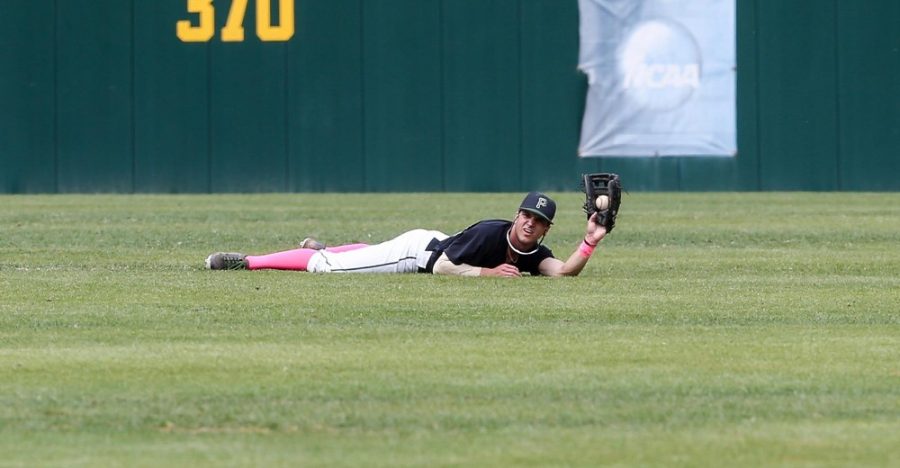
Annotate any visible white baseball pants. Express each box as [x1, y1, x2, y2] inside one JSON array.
[[307, 229, 447, 274]]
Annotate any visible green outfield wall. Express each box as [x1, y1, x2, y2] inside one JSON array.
[[1, 0, 897, 193]]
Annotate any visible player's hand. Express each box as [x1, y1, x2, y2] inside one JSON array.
[[481, 263, 522, 277], [585, 213, 607, 246]]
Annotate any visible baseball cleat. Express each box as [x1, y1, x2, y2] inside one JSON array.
[[299, 237, 326, 250], [205, 252, 248, 270]]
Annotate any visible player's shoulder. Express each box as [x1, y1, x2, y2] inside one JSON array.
[[468, 219, 512, 231], [448, 219, 511, 244]]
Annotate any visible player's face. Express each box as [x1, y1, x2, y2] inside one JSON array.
[[512, 210, 550, 247]]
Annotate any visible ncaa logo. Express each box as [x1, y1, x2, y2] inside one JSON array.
[[617, 19, 702, 111]]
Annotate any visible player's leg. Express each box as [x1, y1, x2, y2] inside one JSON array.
[[206, 243, 371, 271], [308, 229, 446, 274], [245, 248, 317, 271], [245, 242, 369, 270]]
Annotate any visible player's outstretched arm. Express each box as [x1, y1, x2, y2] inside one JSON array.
[[539, 214, 607, 277]]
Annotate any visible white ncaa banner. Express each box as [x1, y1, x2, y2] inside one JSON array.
[[577, 0, 736, 157]]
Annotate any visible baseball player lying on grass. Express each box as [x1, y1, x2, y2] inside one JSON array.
[[206, 188, 616, 278]]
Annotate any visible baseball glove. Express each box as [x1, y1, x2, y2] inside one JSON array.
[[582, 173, 622, 232]]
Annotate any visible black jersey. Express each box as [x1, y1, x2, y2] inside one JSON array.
[[430, 219, 554, 276]]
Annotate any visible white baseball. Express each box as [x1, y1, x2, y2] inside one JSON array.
[[595, 195, 610, 211]]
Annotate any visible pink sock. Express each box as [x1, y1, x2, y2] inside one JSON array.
[[245, 244, 369, 271], [325, 243, 368, 253], [246, 248, 317, 271]]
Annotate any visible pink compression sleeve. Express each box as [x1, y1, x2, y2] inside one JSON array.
[[246, 248, 317, 271], [245, 244, 369, 270]]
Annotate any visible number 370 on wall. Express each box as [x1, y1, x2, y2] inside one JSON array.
[[177, 0, 294, 42]]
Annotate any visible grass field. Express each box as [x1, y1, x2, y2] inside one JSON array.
[[1, 192, 898, 467]]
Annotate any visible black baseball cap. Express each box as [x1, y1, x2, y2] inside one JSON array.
[[518, 192, 556, 224]]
